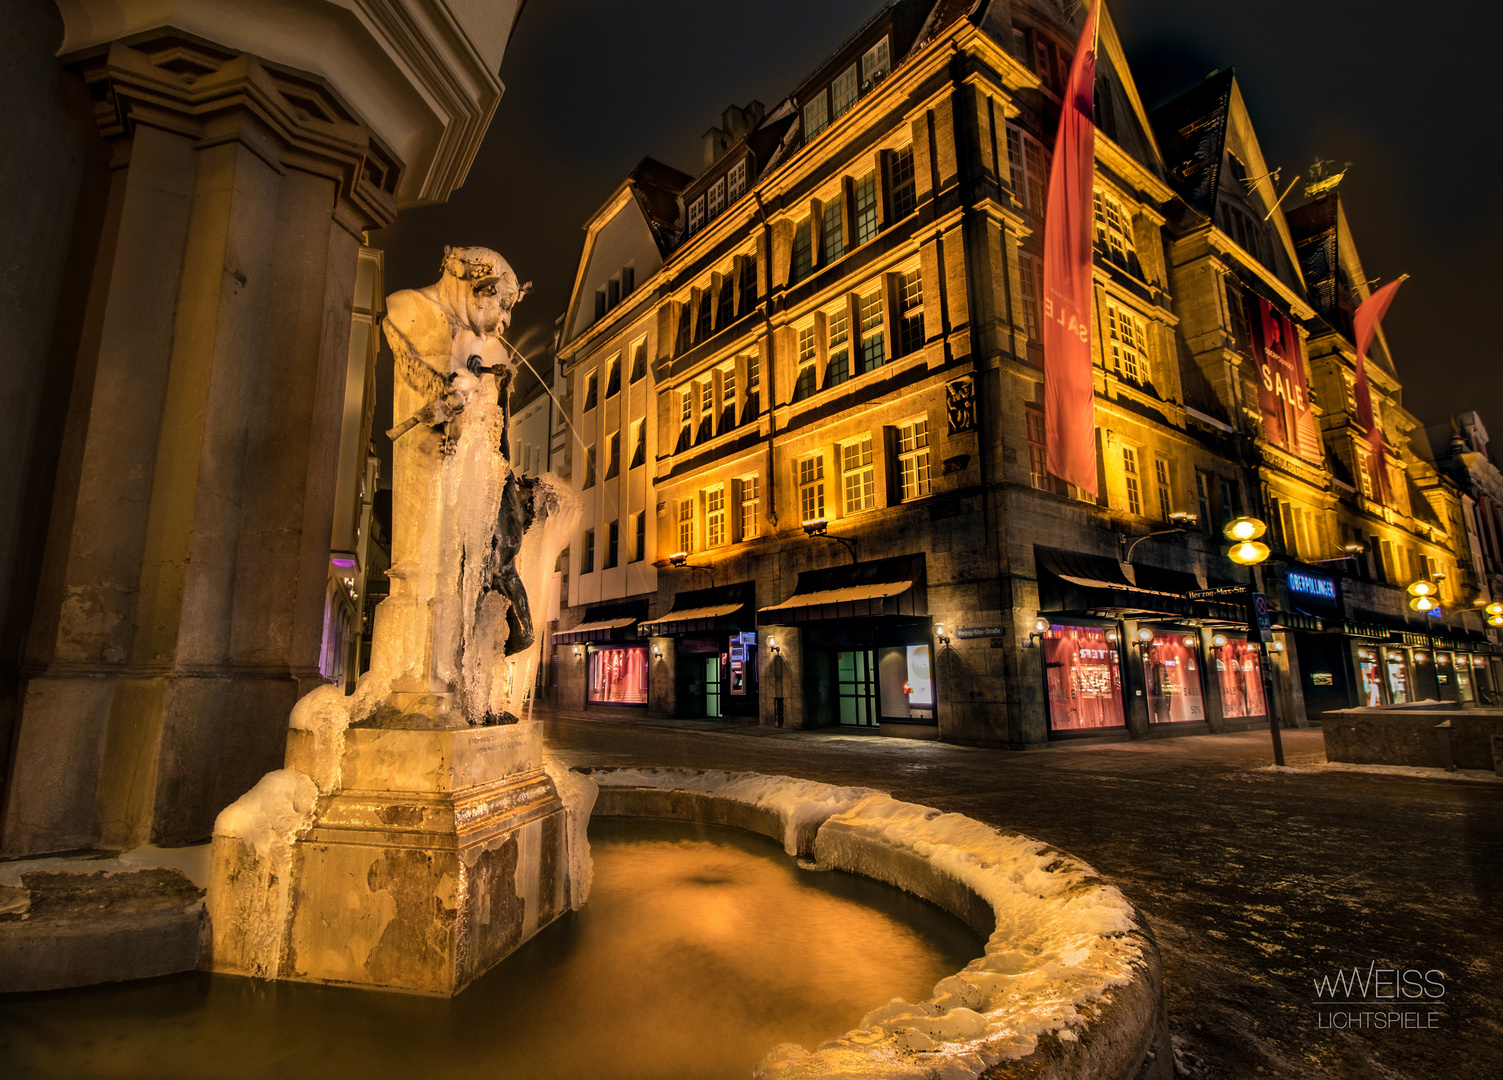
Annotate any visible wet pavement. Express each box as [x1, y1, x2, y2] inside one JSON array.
[[542, 711, 1503, 1080]]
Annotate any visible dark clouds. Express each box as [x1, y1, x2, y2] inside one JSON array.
[[372, 0, 1502, 431]]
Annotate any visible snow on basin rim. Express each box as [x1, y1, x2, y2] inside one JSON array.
[[591, 768, 1145, 1079]]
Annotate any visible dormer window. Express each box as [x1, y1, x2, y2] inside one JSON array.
[[708, 177, 726, 219], [861, 37, 890, 86], [687, 195, 706, 236], [727, 158, 748, 201], [832, 64, 858, 119], [803, 92, 829, 140]]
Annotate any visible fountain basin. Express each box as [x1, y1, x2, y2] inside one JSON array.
[[587, 768, 1171, 1080]]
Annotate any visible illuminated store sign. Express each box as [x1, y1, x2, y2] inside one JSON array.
[[1287, 571, 1336, 600]]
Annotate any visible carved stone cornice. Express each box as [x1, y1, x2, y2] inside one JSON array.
[[67, 32, 399, 232]]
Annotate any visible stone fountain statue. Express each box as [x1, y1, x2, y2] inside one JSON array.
[[204, 247, 593, 996]]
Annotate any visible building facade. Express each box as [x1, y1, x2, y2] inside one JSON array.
[[552, 0, 1497, 743]]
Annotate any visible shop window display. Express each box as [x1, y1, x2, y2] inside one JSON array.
[[877, 644, 934, 721], [1216, 637, 1267, 718], [1354, 647, 1383, 707], [588, 646, 648, 705], [1142, 632, 1205, 724], [1384, 648, 1410, 704], [1042, 624, 1124, 731]]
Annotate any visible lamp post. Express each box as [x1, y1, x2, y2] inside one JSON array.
[[1224, 516, 1284, 766], [668, 551, 715, 588], [802, 517, 858, 564]]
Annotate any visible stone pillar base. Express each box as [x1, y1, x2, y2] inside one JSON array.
[[209, 724, 577, 996]]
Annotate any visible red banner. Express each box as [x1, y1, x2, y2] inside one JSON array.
[[1352, 277, 1406, 503], [1250, 295, 1319, 461], [1043, 1, 1099, 496]]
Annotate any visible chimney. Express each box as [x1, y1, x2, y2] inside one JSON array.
[[703, 101, 765, 167]]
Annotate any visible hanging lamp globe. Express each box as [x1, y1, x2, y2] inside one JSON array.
[[1227, 539, 1271, 566], [1222, 516, 1267, 542]]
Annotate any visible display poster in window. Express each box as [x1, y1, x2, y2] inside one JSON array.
[[1384, 649, 1410, 704], [1215, 638, 1267, 718], [1355, 650, 1383, 707], [1142, 633, 1205, 723], [1042, 624, 1124, 731], [1249, 295, 1320, 462], [877, 645, 934, 721], [587, 646, 648, 705]]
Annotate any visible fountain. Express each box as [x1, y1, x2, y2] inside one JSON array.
[[204, 246, 591, 996]]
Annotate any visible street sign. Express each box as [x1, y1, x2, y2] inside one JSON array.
[[1249, 592, 1272, 642], [1188, 586, 1248, 600], [956, 626, 1006, 639]]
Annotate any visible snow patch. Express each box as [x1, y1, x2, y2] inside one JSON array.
[[212, 769, 320, 859], [588, 768, 1148, 1079]]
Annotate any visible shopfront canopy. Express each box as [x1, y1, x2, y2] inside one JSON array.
[[1035, 546, 1193, 616], [759, 554, 925, 624], [552, 617, 636, 644], [642, 581, 756, 636], [552, 599, 648, 644]]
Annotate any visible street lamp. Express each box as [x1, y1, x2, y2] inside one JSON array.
[[1222, 515, 1285, 766], [668, 551, 714, 587], [802, 517, 858, 564]]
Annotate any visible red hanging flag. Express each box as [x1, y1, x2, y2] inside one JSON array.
[[1043, 1, 1100, 496], [1352, 276, 1406, 503]]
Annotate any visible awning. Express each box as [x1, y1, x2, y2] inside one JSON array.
[[1036, 546, 1192, 616], [552, 617, 636, 644], [759, 554, 925, 624], [641, 603, 744, 635]]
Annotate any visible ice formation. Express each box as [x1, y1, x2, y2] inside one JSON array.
[[212, 769, 320, 860], [590, 768, 1145, 1079], [544, 759, 599, 908]]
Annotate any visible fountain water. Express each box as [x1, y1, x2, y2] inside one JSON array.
[[204, 247, 589, 996]]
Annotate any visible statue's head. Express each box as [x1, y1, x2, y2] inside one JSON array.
[[437, 245, 529, 337]]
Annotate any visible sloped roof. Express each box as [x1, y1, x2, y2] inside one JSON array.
[[1150, 69, 1235, 217], [628, 157, 692, 256]]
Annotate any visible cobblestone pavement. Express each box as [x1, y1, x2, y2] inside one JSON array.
[[541, 711, 1502, 1080]]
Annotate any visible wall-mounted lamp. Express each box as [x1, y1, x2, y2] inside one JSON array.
[[802, 518, 828, 537], [1168, 511, 1198, 528], [1026, 616, 1050, 648], [802, 517, 857, 563], [1342, 542, 1367, 555], [934, 622, 951, 646], [669, 551, 688, 567], [652, 645, 663, 661], [1182, 634, 1197, 649], [767, 635, 780, 655], [1272, 640, 1285, 652], [1105, 628, 1120, 644], [1415, 650, 1432, 663], [1211, 633, 1229, 649], [1135, 627, 1155, 644], [572, 645, 583, 658]]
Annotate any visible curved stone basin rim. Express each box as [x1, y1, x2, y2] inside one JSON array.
[[584, 767, 1171, 1080]]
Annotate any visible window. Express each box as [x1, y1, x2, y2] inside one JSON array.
[[698, 379, 714, 441], [1034, 39, 1055, 88], [581, 528, 595, 574], [897, 419, 931, 501], [826, 305, 850, 388], [1279, 500, 1299, 559], [727, 158, 748, 201], [746, 351, 761, 399], [861, 37, 890, 85], [720, 363, 736, 429], [895, 269, 924, 357], [739, 476, 760, 540], [889, 145, 916, 220], [694, 289, 712, 341], [842, 437, 876, 514], [1123, 446, 1141, 515], [583, 444, 596, 489], [676, 389, 692, 452], [583, 369, 598, 411], [632, 512, 646, 563], [803, 92, 829, 140], [790, 218, 813, 285], [1356, 445, 1373, 498], [1018, 252, 1042, 342], [608, 277, 620, 310], [821, 198, 844, 264], [716, 275, 735, 329], [1006, 125, 1049, 214], [606, 356, 621, 398], [1026, 409, 1049, 490], [858, 287, 884, 372], [604, 520, 619, 569], [1196, 472, 1213, 533], [1093, 190, 1137, 267], [832, 64, 858, 118], [798, 455, 826, 524], [794, 326, 817, 401], [630, 420, 645, 469], [738, 256, 758, 314], [594, 288, 606, 321], [630, 338, 647, 383], [678, 498, 695, 554], [1155, 458, 1172, 521], [1218, 478, 1237, 527], [707, 177, 726, 220], [706, 487, 726, 547], [853, 172, 879, 245], [605, 430, 620, 480], [1107, 302, 1149, 383], [675, 300, 691, 354], [622, 265, 635, 298], [687, 195, 705, 235]]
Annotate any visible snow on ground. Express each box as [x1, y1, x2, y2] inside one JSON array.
[[1257, 761, 1501, 783], [0, 844, 211, 890], [590, 768, 1146, 1079]]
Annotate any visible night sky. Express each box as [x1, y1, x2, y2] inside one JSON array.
[[371, 0, 1502, 438]]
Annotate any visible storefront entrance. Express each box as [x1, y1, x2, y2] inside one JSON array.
[[705, 657, 722, 718], [837, 649, 877, 727]]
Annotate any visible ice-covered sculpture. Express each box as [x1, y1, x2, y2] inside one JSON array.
[[205, 247, 591, 996]]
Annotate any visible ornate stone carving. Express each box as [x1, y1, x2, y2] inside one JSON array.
[[947, 374, 977, 434]]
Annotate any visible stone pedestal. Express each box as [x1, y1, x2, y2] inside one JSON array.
[[210, 722, 578, 996]]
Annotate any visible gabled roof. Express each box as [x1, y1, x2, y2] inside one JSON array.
[[627, 157, 693, 257], [1150, 69, 1235, 217]]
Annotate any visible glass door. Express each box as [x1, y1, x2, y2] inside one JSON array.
[[837, 649, 877, 726], [705, 656, 722, 718]]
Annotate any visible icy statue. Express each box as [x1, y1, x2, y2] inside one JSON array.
[[205, 247, 594, 996]]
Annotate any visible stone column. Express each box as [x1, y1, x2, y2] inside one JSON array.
[[758, 626, 805, 728], [2, 35, 399, 856], [646, 636, 677, 718]]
